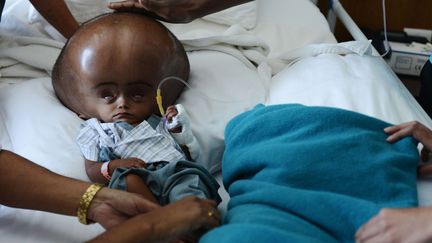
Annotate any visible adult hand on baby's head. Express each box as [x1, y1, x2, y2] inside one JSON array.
[[107, 0, 148, 14], [108, 0, 199, 23]]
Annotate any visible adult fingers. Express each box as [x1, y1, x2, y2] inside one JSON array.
[[355, 215, 382, 242], [383, 123, 409, 134], [421, 147, 430, 162], [199, 200, 221, 228], [108, 0, 140, 9], [108, 0, 150, 13], [137, 0, 152, 11], [418, 163, 432, 178], [386, 126, 413, 143]]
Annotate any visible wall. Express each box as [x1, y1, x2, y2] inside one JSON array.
[[317, 0, 432, 41]]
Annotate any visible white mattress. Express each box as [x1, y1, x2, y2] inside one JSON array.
[[1, 0, 431, 242]]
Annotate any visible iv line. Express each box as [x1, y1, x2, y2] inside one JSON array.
[[381, 0, 390, 57]]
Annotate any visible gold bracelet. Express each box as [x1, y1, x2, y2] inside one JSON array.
[[77, 183, 104, 225]]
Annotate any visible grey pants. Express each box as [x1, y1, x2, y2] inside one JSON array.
[[108, 160, 221, 205]]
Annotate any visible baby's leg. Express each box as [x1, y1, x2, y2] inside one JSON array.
[[126, 173, 158, 204]]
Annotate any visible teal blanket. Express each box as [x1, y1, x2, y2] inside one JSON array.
[[202, 104, 419, 243]]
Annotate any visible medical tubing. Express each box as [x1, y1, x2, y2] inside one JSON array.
[[381, 0, 389, 57], [156, 76, 249, 116]]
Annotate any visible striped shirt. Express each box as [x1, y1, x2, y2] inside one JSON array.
[[76, 115, 186, 164]]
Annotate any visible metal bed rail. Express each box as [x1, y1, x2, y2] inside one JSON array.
[[326, 0, 380, 55]]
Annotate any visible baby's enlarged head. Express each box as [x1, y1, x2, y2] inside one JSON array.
[[52, 12, 189, 121]]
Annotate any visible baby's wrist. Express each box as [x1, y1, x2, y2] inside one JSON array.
[[169, 126, 183, 133], [101, 161, 111, 181]]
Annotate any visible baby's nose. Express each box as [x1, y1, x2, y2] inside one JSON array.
[[116, 94, 130, 109]]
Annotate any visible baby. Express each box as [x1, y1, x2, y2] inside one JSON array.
[[52, 12, 220, 205]]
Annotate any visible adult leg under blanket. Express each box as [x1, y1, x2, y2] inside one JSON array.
[[201, 104, 419, 243]]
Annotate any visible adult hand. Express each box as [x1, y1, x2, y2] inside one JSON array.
[[88, 195, 220, 242], [87, 188, 160, 229], [137, 196, 221, 241], [385, 121, 432, 177], [355, 207, 432, 243], [108, 0, 251, 23], [385, 121, 432, 151], [107, 0, 201, 23]]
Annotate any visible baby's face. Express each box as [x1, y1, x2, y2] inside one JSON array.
[[75, 38, 163, 125], [80, 78, 157, 126]]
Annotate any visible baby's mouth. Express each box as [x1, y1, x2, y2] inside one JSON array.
[[113, 112, 133, 120]]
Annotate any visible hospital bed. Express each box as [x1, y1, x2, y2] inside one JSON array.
[[0, 0, 431, 242]]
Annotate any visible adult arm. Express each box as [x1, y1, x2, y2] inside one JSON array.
[[108, 0, 253, 23], [0, 150, 159, 228], [29, 0, 79, 38]]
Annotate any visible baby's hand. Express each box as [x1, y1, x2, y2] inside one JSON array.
[[165, 105, 178, 123], [109, 158, 146, 174], [165, 105, 182, 133]]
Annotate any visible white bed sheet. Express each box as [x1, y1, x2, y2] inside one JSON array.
[[1, 0, 431, 242]]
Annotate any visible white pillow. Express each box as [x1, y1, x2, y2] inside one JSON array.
[[0, 78, 87, 180], [253, 0, 337, 57], [201, 1, 257, 30], [266, 53, 432, 126]]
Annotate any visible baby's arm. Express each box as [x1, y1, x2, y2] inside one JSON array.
[[85, 158, 147, 184], [165, 104, 201, 161]]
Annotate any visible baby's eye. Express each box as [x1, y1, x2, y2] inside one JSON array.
[[131, 93, 145, 101], [100, 92, 116, 103], [104, 95, 115, 102]]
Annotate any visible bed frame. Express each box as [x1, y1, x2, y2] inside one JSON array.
[[325, 0, 379, 54]]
